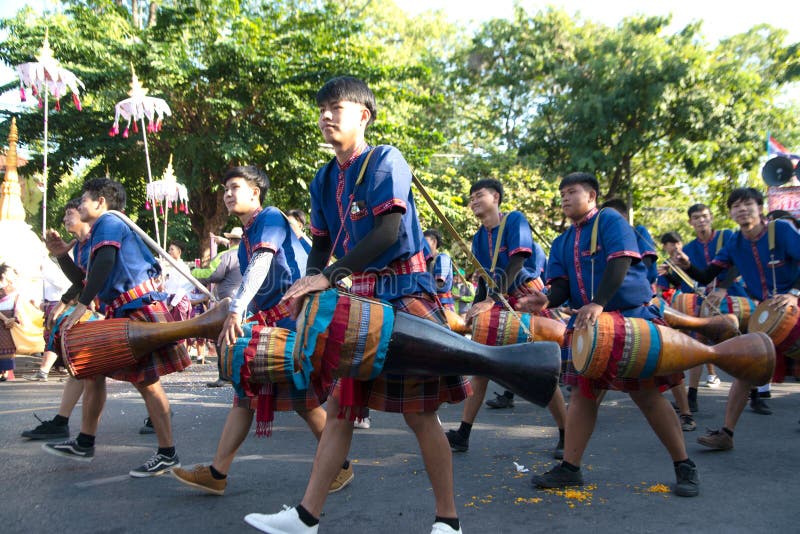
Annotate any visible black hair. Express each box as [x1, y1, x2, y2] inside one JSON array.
[[316, 76, 377, 127], [687, 203, 710, 218], [221, 166, 269, 205], [600, 198, 627, 215], [469, 179, 504, 206], [559, 172, 600, 194], [766, 210, 800, 229], [726, 187, 763, 209], [423, 229, 442, 248], [64, 197, 82, 212], [660, 231, 683, 245], [0, 262, 11, 281], [287, 209, 307, 227], [82, 178, 126, 211], [168, 240, 184, 252]]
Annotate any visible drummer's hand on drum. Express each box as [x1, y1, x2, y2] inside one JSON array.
[[769, 293, 798, 311], [46, 301, 68, 329], [573, 302, 603, 331], [514, 290, 549, 314], [280, 274, 331, 317], [44, 229, 76, 257], [465, 298, 494, 324], [60, 302, 87, 331], [219, 312, 245, 347]]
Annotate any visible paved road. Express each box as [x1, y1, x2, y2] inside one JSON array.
[[2, 355, 798, 533]]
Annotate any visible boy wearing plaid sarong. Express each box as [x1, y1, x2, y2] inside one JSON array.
[[42, 178, 190, 476], [518, 172, 699, 498], [244, 76, 470, 534]]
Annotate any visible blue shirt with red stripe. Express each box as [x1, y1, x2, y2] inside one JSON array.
[[88, 212, 161, 304], [471, 211, 542, 293], [711, 219, 800, 301], [72, 236, 91, 273], [547, 208, 653, 313], [681, 230, 748, 297], [309, 145, 434, 299], [634, 224, 658, 284], [432, 252, 454, 304], [240, 207, 307, 319]]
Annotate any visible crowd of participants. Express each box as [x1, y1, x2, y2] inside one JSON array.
[[8, 75, 800, 534]]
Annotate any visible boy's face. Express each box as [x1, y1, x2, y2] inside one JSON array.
[[78, 192, 104, 223], [63, 208, 82, 234], [167, 244, 182, 259], [0, 271, 15, 298], [559, 183, 596, 220], [223, 177, 260, 216], [425, 235, 437, 254], [688, 208, 712, 235], [729, 198, 762, 228], [663, 241, 682, 259], [318, 100, 370, 146], [468, 188, 499, 218]]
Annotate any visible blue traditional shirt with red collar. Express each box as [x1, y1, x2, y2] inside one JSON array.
[[710, 219, 800, 301], [681, 229, 747, 297], [308, 144, 434, 300], [547, 207, 652, 312], [634, 224, 658, 284], [432, 252, 454, 304], [240, 206, 307, 326], [471, 210, 542, 293], [87, 212, 161, 304], [72, 234, 91, 273]]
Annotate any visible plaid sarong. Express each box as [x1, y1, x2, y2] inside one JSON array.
[[105, 300, 191, 384]]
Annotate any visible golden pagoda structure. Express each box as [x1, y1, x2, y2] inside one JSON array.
[[0, 118, 27, 222]]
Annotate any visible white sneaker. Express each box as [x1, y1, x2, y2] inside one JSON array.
[[706, 375, 721, 388], [353, 416, 371, 429], [431, 522, 463, 534], [244, 506, 318, 534]]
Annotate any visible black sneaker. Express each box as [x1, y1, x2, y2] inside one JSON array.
[[674, 461, 699, 497], [485, 392, 514, 409], [445, 429, 469, 452], [750, 398, 772, 415], [42, 439, 95, 463], [553, 436, 565, 459], [129, 452, 180, 477], [531, 464, 584, 488], [21, 414, 69, 440], [139, 417, 155, 434], [680, 414, 697, 432]]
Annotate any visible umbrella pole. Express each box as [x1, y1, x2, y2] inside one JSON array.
[[42, 88, 48, 238], [141, 116, 160, 245], [163, 203, 169, 251]]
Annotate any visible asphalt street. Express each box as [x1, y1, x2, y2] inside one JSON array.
[[2, 355, 798, 534]]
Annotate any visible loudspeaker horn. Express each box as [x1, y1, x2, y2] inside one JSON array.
[[762, 156, 795, 186]]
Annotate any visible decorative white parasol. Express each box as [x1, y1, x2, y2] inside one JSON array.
[[146, 154, 188, 249], [109, 64, 171, 244], [15, 28, 84, 237]]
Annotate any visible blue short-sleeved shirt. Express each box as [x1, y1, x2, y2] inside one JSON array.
[[72, 236, 91, 273], [88, 212, 161, 304], [681, 230, 747, 297], [309, 145, 434, 300], [240, 207, 308, 324], [711, 219, 800, 301], [546, 208, 652, 312], [471, 211, 543, 292], [432, 252, 454, 304], [634, 225, 658, 284]]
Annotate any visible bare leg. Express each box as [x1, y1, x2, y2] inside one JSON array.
[[671, 382, 691, 416], [135, 379, 173, 448], [300, 396, 354, 517], [705, 363, 716, 376], [405, 412, 457, 518], [688, 365, 703, 388], [459, 376, 488, 424], [562, 389, 601, 466], [547, 386, 567, 428], [39, 351, 58, 374], [58, 375, 85, 418], [629, 389, 687, 461], [723, 378, 751, 431], [211, 406, 254, 474], [297, 406, 327, 440], [80, 375, 107, 436]]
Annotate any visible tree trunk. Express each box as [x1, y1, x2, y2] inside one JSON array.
[[188, 182, 229, 264], [147, 1, 157, 28], [131, 0, 140, 29]]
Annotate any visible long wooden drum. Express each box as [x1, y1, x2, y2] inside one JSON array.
[[701, 296, 756, 332], [671, 293, 701, 317], [62, 319, 139, 378], [471, 308, 565, 345], [572, 312, 775, 385], [295, 289, 395, 382], [748, 299, 800, 359]]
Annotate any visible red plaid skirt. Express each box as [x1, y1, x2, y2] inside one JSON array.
[[105, 300, 191, 384], [331, 292, 471, 418], [560, 316, 683, 397]]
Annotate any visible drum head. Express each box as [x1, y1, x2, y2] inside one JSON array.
[[571, 326, 593, 373], [748, 301, 782, 335]]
